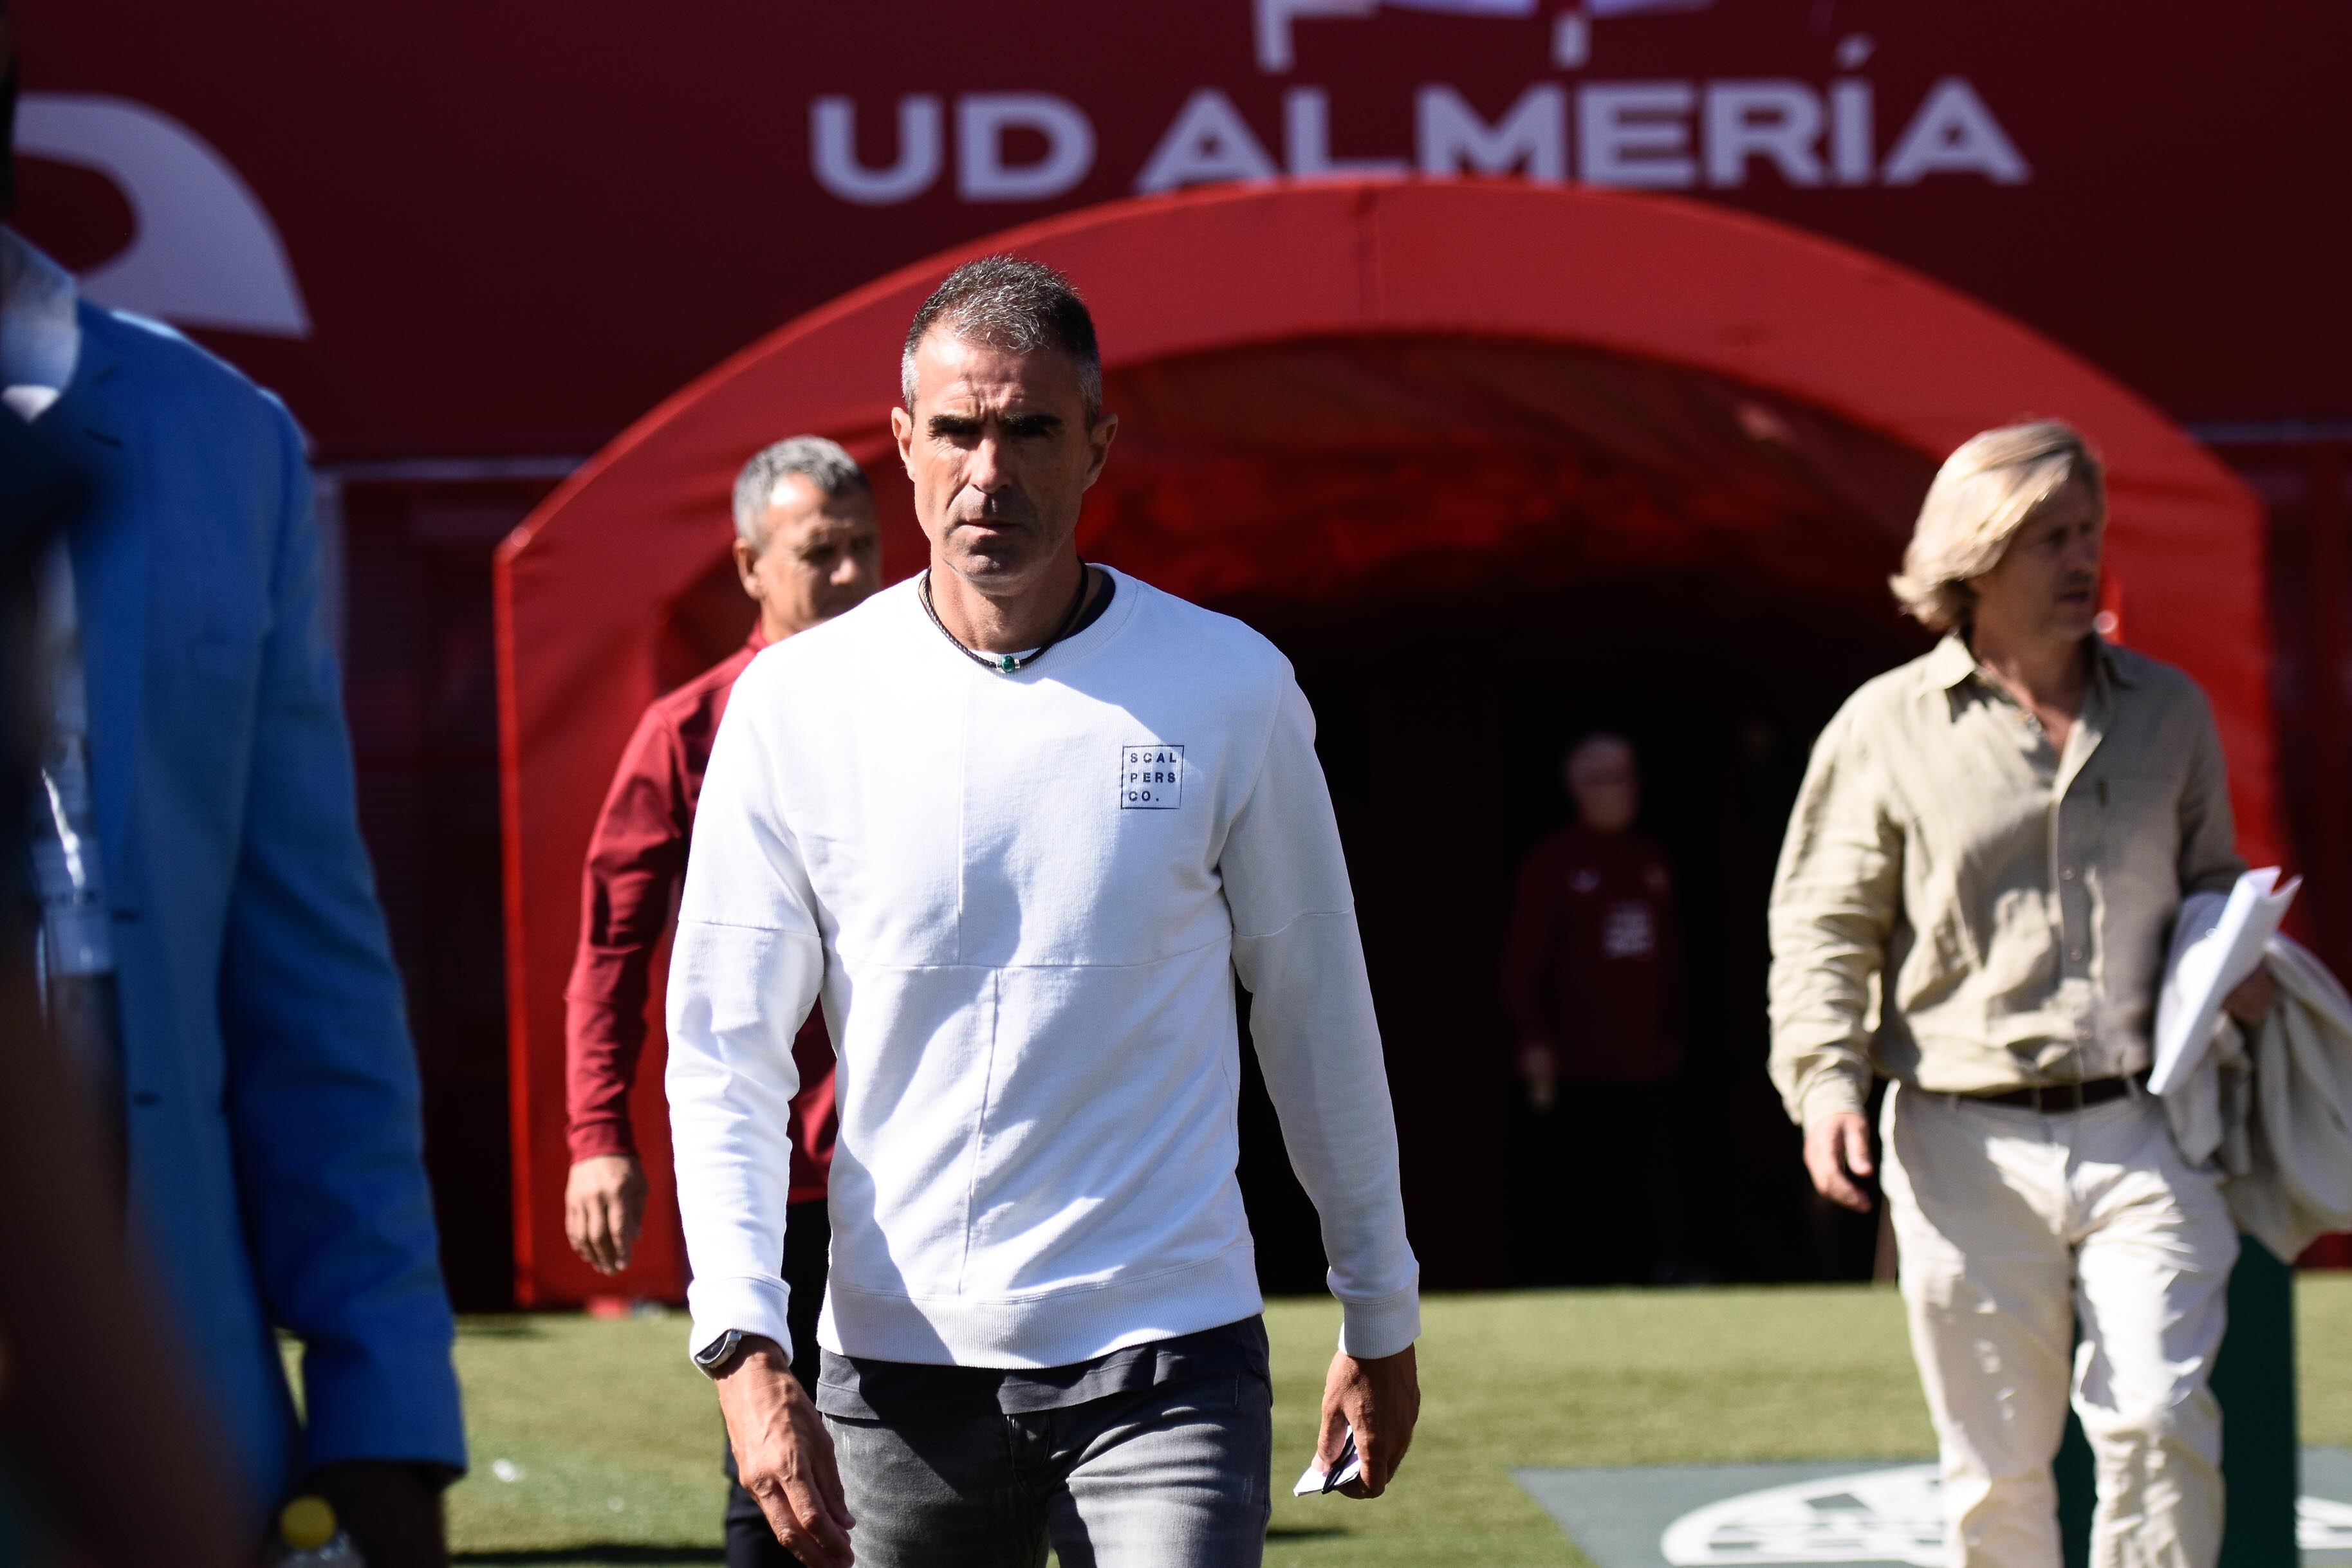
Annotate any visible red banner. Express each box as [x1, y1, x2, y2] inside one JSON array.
[[11, 1, 2348, 459]]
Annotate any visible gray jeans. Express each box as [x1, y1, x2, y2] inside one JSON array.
[[822, 1372, 1272, 1567]]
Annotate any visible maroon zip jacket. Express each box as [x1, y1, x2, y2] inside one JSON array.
[[564, 630, 836, 1201]]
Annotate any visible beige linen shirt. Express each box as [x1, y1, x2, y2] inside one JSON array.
[[1768, 635, 2244, 1129]]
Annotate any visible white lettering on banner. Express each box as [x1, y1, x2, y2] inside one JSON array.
[[1703, 80, 1824, 188], [1829, 78, 1874, 185], [1257, 0, 1379, 74], [1258, 0, 1560, 74], [1577, 81, 1698, 187], [811, 95, 945, 204], [16, 93, 311, 337], [957, 94, 1096, 201], [822, 75, 2031, 205], [1284, 87, 1410, 178], [1416, 84, 1566, 181], [1880, 76, 2030, 185], [1136, 89, 1281, 193], [1552, 14, 1590, 69]]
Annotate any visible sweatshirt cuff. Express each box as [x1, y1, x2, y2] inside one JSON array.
[[300, 1339, 468, 1476], [1335, 1284, 1420, 1361], [567, 1117, 638, 1161], [1798, 1073, 1870, 1130], [686, 1273, 795, 1370]]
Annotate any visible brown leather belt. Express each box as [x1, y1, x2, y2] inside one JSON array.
[[1967, 1073, 2144, 1114]]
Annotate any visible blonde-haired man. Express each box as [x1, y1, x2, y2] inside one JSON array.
[[1768, 420, 2270, 1567]]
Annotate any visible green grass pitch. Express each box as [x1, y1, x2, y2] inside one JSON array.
[[440, 1276, 2352, 1566]]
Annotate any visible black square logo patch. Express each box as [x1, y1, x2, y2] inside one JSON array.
[[1119, 744, 1185, 810]]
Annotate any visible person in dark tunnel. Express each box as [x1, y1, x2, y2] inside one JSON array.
[[1506, 733, 1697, 1284]]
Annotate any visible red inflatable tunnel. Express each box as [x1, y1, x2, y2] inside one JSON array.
[[494, 179, 2276, 1307]]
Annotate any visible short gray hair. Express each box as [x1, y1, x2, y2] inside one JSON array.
[[900, 255, 1102, 423], [1890, 420, 2105, 634], [730, 436, 869, 548]]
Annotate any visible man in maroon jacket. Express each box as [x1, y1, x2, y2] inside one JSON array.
[[1503, 733, 1695, 1284], [562, 436, 880, 1568]]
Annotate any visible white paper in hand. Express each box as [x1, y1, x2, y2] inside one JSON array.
[[1293, 1426, 1363, 1497], [2152, 867, 2299, 1096]]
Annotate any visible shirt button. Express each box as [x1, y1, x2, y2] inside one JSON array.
[[2060, 867, 2077, 881], [2069, 948, 2084, 963]]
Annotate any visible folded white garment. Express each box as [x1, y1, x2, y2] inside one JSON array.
[[2163, 931, 2352, 1261]]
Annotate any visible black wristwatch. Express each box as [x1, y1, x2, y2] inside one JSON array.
[[693, 1329, 748, 1378]]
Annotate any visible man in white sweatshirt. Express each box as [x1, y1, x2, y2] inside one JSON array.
[[665, 255, 1422, 1568]]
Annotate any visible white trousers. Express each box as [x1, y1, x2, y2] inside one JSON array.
[[1880, 1083, 2237, 1568]]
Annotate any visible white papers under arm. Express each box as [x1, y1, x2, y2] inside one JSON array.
[[2153, 868, 2299, 1096]]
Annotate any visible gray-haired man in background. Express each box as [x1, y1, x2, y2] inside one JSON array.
[[564, 437, 879, 1568]]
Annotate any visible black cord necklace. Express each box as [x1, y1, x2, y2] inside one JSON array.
[[921, 562, 1095, 676]]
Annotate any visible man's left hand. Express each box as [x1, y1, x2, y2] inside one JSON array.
[[2223, 966, 2276, 1027], [1317, 1343, 1420, 1500], [304, 1462, 448, 1568]]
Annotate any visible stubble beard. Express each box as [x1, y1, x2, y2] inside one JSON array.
[[939, 501, 1074, 600]]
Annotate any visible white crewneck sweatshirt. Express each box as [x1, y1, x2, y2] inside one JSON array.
[[667, 567, 1420, 1369]]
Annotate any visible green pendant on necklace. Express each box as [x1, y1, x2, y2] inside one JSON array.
[[920, 564, 1095, 679]]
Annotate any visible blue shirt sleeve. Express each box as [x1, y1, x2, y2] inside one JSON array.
[[216, 397, 466, 1475]]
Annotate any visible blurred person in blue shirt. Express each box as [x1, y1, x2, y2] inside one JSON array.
[[0, 9, 463, 1561]]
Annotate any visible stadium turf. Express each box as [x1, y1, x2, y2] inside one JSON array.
[[443, 1275, 2352, 1566]]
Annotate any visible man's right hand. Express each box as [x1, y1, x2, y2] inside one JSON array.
[[716, 1338, 855, 1568], [563, 1154, 647, 1275], [1319, 1343, 1420, 1500], [1517, 1040, 1559, 1113], [1803, 1111, 1875, 1213]]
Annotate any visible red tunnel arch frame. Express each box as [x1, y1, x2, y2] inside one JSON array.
[[494, 178, 2277, 1306]]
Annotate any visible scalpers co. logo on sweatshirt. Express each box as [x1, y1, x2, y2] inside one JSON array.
[[1120, 744, 1187, 809]]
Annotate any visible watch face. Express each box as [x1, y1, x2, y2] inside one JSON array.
[[694, 1331, 741, 1369]]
